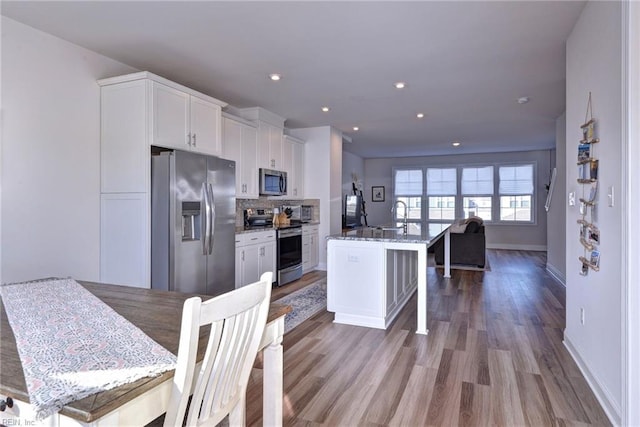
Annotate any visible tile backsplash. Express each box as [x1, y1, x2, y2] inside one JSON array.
[[236, 198, 320, 227]]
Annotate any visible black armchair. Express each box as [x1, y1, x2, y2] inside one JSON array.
[[433, 218, 486, 268]]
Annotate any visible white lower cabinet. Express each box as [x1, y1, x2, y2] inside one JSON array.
[[327, 239, 419, 330], [235, 230, 276, 288], [302, 224, 319, 273], [100, 193, 149, 288]]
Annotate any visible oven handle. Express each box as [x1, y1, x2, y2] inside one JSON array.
[[278, 228, 302, 238]]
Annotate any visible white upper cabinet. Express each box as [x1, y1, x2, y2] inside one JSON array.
[[237, 107, 285, 171], [222, 115, 258, 198], [283, 134, 305, 199], [189, 96, 222, 156], [151, 82, 189, 151], [151, 81, 223, 156]]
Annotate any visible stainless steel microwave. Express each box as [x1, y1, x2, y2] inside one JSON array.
[[259, 168, 287, 196]]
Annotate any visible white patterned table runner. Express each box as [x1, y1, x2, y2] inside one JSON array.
[[0, 278, 177, 420]]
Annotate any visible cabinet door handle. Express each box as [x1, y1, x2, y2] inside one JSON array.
[[193, 133, 197, 146], [187, 133, 192, 146], [242, 250, 245, 261]]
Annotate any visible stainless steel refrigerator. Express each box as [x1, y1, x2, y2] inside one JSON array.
[[151, 150, 236, 296]]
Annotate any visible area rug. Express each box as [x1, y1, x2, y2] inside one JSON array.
[[275, 280, 327, 333], [428, 253, 491, 272]]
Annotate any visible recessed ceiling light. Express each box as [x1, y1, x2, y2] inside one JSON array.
[[416, 113, 425, 118], [353, 126, 359, 131], [452, 141, 461, 147], [517, 96, 529, 104], [321, 106, 330, 112], [269, 73, 282, 81], [394, 82, 406, 89]]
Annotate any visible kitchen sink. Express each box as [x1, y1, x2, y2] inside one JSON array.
[[374, 225, 403, 231]]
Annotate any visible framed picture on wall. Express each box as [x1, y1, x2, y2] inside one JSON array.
[[372, 186, 385, 202]]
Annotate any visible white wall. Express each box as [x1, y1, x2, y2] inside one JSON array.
[[626, 3, 640, 424], [546, 113, 567, 283], [564, 1, 623, 423], [292, 126, 342, 269], [1, 17, 136, 283], [329, 128, 343, 237], [342, 150, 365, 197], [364, 150, 551, 250]]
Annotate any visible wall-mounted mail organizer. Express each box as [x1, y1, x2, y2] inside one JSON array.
[[577, 92, 600, 275]]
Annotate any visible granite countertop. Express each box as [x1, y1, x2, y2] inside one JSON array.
[[327, 223, 450, 245]]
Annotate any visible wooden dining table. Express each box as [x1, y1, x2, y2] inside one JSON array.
[[0, 280, 291, 426]]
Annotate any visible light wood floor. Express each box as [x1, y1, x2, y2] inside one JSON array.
[[245, 249, 611, 426]]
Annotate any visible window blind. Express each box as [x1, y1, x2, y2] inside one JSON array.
[[499, 165, 533, 194], [426, 168, 456, 195], [394, 169, 422, 195], [461, 166, 493, 195]]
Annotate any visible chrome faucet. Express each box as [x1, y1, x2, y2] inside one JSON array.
[[392, 200, 408, 235]]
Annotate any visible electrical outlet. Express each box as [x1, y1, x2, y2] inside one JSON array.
[[569, 191, 576, 206], [580, 308, 585, 325]]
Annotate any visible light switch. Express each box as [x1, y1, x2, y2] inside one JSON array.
[[608, 186, 615, 207], [569, 191, 576, 206]]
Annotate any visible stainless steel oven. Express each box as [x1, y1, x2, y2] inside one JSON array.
[[277, 226, 302, 286]]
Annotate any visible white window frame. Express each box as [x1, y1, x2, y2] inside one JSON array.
[[426, 167, 457, 223], [391, 161, 538, 229], [461, 166, 494, 221], [498, 163, 536, 224]]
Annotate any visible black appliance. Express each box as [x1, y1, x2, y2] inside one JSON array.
[[344, 194, 362, 228], [276, 226, 303, 285]]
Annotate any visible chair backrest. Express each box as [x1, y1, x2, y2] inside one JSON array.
[[164, 272, 273, 427]]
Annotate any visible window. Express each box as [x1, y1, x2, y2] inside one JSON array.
[[461, 166, 493, 220], [499, 165, 534, 221], [391, 162, 537, 229], [426, 168, 456, 221], [394, 169, 422, 224]]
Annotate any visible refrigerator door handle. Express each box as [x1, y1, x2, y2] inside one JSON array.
[[202, 182, 211, 255], [208, 183, 215, 255]]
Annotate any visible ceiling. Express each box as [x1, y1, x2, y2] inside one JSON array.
[[1, 1, 585, 159]]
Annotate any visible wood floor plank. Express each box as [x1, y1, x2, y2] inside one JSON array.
[[388, 365, 438, 426], [364, 346, 417, 424], [515, 371, 556, 426], [511, 324, 542, 375], [488, 349, 527, 426], [425, 349, 468, 425]]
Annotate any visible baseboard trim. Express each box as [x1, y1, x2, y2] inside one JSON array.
[[546, 263, 566, 286], [486, 243, 547, 251], [317, 262, 327, 271], [563, 334, 620, 425]]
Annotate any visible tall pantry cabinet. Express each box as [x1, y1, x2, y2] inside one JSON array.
[[98, 72, 227, 288]]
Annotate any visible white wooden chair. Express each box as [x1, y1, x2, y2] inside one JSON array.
[[163, 272, 273, 427]]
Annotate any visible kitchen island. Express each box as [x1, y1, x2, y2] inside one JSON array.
[[327, 224, 451, 335]]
